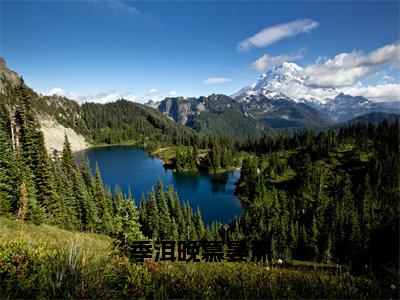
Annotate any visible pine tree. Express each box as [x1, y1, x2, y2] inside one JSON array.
[[0, 127, 18, 216], [194, 207, 205, 240], [118, 190, 143, 243], [155, 179, 171, 238], [31, 133, 56, 211], [139, 193, 148, 236], [146, 189, 159, 239], [61, 134, 76, 175], [171, 218, 179, 240], [94, 164, 114, 234], [19, 166, 46, 225], [166, 185, 180, 221], [309, 216, 319, 261]]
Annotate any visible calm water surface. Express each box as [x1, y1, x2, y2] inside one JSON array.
[[75, 146, 242, 225]]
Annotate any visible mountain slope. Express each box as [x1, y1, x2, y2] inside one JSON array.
[[0, 58, 197, 152], [241, 94, 332, 129], [81, 99, 197, 145], [156, 94, 265, 140]]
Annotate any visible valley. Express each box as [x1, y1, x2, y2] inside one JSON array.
[[0, 59, 398, 298], [1, 1, 399, 298]]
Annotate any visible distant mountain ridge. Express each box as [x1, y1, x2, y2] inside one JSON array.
[[231, 62, 399, 123], [335, 112, 400, 127], [152, 92, 331, 137], [156, 94, 265, 140], [1, 57, 399, 145], [309, 93, 398, 123]]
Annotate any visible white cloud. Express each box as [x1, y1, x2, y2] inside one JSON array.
[[238, 19, 318, 52], [46, 88, 137, 104], [203, 77, 232, 84], [169, 90, 181, 97], [251, 48, 305, 71], [341, 83, 400, 102], [381, 75, 394, 83], [363, 43, 400, 67], [303, 43, 400, 88], [101, 0, 140, 16], [147, 88, 161, 96]]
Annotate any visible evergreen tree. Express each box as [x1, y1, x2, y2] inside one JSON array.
[[118, 190, 142, 243], [0, 127, 18, 216], [94, 164, 114, 234], [155, 179, 171, 238], [194, 207, 205, 240], [146, 189, 159, 239]]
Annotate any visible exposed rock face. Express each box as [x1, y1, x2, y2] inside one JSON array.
[[39, 116, 90, 153], [0, 57, 91, 153], [154, 93, 330, 132], [158, 97, 193, 124], [0, 57, 22, 94], [154, 94, 265, 139]]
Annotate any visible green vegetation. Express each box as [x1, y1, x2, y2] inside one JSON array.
[[234, 123, 399, 275], [81, 100, 197, 148], [0, 218, 386, 299], [158, 95, 265, 141], [139, 179, 222, 241], [0, 73, 398, 298], [0, 83, 143, 242]]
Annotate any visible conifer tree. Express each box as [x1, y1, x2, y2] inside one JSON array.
[[94, 164, 114, 234], [139, 193, 148, 236], [155, 179, 171, 238], [0, 127, 18, 216], [146, 189, 159, 239], [118, 189, 142, 243], [19, 166, 46, 225], [194, 207, 205, 240]]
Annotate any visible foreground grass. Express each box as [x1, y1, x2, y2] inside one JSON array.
[[0, 217, 386, 299]]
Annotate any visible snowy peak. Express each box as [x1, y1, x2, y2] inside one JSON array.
[[253, 62, 304, 90], [232, 62, 313, 103], [232, 62, 399, 123]]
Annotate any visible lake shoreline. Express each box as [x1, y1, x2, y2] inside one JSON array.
[[76, 142, 242, 176], [74, 146, 242, 225]]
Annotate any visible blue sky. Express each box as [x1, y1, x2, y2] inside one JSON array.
[[1, 1, 399, 102]]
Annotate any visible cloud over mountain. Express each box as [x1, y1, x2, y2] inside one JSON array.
[[251, 48, 305, 71], [46, 88, 137, 104], [303, 43, 400, 88]]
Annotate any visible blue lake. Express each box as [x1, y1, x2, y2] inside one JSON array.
[[75, 146, 242, 225]]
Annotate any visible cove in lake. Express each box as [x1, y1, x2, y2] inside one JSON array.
[[75, 146, 242, 225]]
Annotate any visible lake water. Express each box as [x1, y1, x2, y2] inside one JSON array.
[[75, 146, 242, 225]]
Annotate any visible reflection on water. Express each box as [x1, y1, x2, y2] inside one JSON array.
[[75, 146, 242, 225]]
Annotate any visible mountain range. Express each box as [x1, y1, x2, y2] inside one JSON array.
[[149, 62, 399, 136], [0, 57, 399, 148]]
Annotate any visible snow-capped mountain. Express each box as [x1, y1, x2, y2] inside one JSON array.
[[233, 62, 399, 122], [232, 62, 336, 104]]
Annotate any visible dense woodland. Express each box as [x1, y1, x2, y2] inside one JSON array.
[[0, 80, 399, 279], [235, 122, 399, 270], [0, 84, 145, 241]]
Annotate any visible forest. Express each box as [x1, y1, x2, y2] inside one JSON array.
[[0, 81, 399, 298], [235, 122, 399, 271]]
